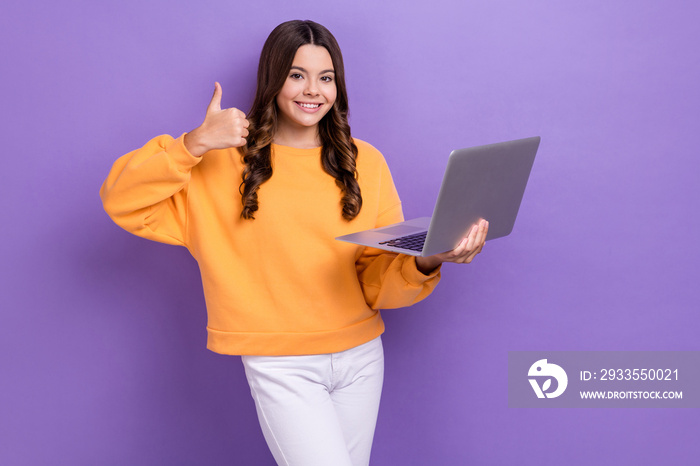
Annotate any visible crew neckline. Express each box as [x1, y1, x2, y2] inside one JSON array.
[[271, 143, 322, 156]]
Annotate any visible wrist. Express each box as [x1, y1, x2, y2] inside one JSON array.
[[415, 256, 442, 275], [184, 129, 208, 157]]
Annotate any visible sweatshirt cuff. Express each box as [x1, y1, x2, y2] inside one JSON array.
[[164, 133, 203, 171], [401, 255, 441, 286]]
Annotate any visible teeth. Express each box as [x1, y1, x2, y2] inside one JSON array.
[[298, 103, 320, 108]]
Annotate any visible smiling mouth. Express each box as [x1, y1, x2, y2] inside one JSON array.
[[296, 102, 322, 109]]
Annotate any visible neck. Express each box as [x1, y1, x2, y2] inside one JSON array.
[[274, 122, 321, 149]]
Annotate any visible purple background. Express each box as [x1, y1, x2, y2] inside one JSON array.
[[2, 0, 698, 464]]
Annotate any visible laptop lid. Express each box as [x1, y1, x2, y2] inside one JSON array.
[[336, 136, 540, 256], [421, 136, 540, 255]]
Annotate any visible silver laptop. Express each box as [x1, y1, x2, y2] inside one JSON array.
[[335, 136, 540, 256]]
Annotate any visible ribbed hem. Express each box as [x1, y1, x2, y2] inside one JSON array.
[[206, 312, 385, 356], [164, 133, 203, 170]]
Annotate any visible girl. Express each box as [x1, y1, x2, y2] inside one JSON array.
[[101, 20, 488, 466]]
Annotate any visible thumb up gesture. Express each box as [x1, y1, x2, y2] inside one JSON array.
[[184, 82, 250, 157]]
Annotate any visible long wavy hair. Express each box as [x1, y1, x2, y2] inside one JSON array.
[[239, 20, 361, 221]]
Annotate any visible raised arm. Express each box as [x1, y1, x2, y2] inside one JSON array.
[[99, 83, 249, 246], [100, 134, 199, 246]]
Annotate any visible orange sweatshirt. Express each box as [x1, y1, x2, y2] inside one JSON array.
[[100, 134, 441, 355]]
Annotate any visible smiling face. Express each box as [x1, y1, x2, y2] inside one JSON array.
[[275, 44, 337, 146]]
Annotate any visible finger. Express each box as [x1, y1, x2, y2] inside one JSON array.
[[234, 113, 250, 128], [444, 221, 489, 264], [464, 224, 478, 242], [440, 224, 481, 262], [468, 221, 489, 258], [447, 236, 468, 258], [461, 245, 482, 263], [456, 224, 483, 260], [465, 224, 479, 250], [474, 220, 488, 247], [448, 228, 473, 257], [207, 82, 222, 113]]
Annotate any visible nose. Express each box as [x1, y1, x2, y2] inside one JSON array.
[[304, 80, 319, 96]]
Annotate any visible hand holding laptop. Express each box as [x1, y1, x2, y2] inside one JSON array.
[[415, 219, 489, 274], [336, 137, 540, 260]]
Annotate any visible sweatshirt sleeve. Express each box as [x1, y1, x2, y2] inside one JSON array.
[[99, 133, 202, 247], [355, 159, 441, 310]]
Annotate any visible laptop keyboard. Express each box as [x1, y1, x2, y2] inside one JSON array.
[[378, 231, 427, 252]]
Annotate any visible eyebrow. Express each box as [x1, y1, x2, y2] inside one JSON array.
[[290, 66, 335, 74]]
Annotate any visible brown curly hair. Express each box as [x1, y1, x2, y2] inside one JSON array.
[[239, 20, 361, 221]]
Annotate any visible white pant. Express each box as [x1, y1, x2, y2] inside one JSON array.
[[241, 336, 384, 466]]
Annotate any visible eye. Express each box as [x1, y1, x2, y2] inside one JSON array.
[[321, 75, 334, 83], [290, 73, 303, 80]]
